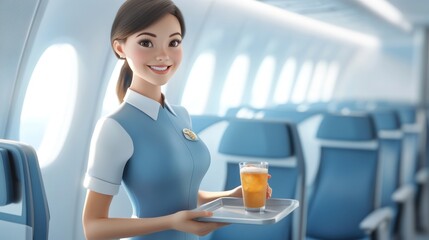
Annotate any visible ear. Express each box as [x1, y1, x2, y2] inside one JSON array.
[[113, 40, 125, 58]]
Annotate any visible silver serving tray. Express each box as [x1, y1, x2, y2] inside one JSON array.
[[194, 197, 299, 224]]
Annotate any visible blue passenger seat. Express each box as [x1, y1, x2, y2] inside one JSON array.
[[207, 118, 306, 240], [225, 106, 322, 124], [0, 139, 50, 240], [306, 113, 392, 240], [371, 109, 404, 238], [391, 104, 427, 237], [190, 115, 225, 134]]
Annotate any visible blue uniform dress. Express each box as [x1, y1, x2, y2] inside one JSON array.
[[84, 89, 211, 240]]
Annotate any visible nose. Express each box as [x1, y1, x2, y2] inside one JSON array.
[[156, 47, 170, 62], [156, 55, 169, 61]]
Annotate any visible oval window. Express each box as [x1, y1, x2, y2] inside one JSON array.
[[20, 44, 78, 168], [250, 56, 276, 108], [218, 55, 250, 115], [181, 52, 216, 114]]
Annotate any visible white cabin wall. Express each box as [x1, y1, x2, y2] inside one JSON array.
[[2, 0, 124, 239], [0, 0, 42, 137], [168, 0, 374, 115], [335, 43, 416, 103]]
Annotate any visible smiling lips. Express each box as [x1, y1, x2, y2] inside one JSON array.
[[149, 65, 171, 74]]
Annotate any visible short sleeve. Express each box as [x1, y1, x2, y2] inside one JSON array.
[[83, 117, 133, 195]]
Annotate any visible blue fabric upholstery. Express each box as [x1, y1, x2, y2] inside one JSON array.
[[307, 113, 380, 239], [372, 110, 402, 130], [371, 110, 403, 238], [218, 119, 292, 158], [263, 109, 322, 123], [396, 106, 416, 125], [371, 110, 402, 211], [0, 148, 13, 206], [0, 140, 50, 240], [226, 106, 322, 123], [210, 118, 306, 240], [316, 113, 376, 141]]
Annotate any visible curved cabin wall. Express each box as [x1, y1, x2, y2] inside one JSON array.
[[0, 0, 42, 137], [173, 0, 418, 113]]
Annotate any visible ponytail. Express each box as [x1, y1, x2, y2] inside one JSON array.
[[116, 61, 132, 103]]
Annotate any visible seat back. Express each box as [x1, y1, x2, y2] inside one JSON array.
[[209, 118, 306, 240], [0, 139, 50, 240], [371, 110, 402, 209], [396, 105, 421, 186], [0, 148, 13, 206], [371, 110, 403, 235], [190, 115, 225, 133], [307, 113, 380, 239], [226, 106, 322, 124]]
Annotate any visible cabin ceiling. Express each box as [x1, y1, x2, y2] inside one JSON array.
[[256, 0, 429, 43]]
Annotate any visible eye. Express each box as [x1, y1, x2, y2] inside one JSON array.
[[169, 39, 182, 47], [139, 40, 153, 48]]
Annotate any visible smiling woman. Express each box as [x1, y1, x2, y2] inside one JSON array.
[[81, 1, 249, 239]]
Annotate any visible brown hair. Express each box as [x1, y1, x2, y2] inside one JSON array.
[[111, 0, 186, 103]]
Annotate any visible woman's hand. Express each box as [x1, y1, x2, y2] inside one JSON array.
[[170, 210, 227, 236], [266, 174, 273, 199]]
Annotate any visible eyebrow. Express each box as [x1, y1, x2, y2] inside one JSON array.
[[136, 32, 182, 38]]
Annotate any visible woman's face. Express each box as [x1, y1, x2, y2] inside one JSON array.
[[115, 14, 183, 89]]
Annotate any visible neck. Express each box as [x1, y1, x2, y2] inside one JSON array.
[[129, 83, 163, 105]]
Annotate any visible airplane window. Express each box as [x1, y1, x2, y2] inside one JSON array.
[[250, 56, 276, 108], [321, 61, 340, 101], [291, 61, 314, 103], [20, 44, 78, 168], [273, 58, 297, 104], [181, 52, 216, 114], [218, 55, 250, 115], [307, 61, 328, 102]]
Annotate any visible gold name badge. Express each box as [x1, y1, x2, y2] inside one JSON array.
[[182, 128, 198, 141]]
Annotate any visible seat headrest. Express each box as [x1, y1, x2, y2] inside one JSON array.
[[190, 115, 223, 133], [263, 109, 321, 123], [371, 110, 401, 130], [218, 119, 293, 158], [316, 113, 376, 141], [0, 148, 14, 206], [397, 106, 416, 124]]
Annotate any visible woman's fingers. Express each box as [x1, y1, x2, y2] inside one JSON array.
[[267, 186, 273, 198]]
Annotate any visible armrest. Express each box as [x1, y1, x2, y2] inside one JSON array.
[[392, 184, 415, 203], [360, 207, 393, 234], [416, 168, 428, 184]]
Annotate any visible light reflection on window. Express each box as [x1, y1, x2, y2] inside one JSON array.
[[321, 61, 340, 101], [273, 58, 297, 104], [20, 44, 78, 168], [181, 52, 216, 114], [218, 55, 250, 115], [307, 61, 327, 102], [250, 56, 276, 108], [291, 61, 313, 103]]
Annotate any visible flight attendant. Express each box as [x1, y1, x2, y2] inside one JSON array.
[[82, 0, 271, 239]]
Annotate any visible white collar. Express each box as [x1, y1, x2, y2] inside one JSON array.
[[123, 89, 177, 120]]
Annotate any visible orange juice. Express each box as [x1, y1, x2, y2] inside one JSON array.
[[239, 163, 268, 211]]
